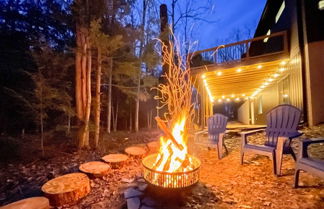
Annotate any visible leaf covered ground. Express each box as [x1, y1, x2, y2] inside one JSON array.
[[0, 126, 323, 209]]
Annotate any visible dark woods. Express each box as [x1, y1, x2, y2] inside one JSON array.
[[0, 0, 161, 153]]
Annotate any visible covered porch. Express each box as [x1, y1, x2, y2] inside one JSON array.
[[189, 31, 303, 128]]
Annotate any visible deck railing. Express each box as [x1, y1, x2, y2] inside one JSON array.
[[189, 31, 288, 68]]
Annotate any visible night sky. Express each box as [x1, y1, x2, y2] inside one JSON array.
[[159, 0, 267, 50]]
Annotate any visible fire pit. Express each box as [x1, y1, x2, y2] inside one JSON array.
[[143, 153, 200, 188], [142, 115, 201, 189]]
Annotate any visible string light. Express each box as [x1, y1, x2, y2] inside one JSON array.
[[203, 79, 213, 102], [280, 61, 287, 66], [268, 78, 274, 82], [279, 67, 285, 72], [273, 73, 279, 78]]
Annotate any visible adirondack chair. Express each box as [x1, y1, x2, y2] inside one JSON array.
[[240, 104, 302, 175], [195, 114, 228, 159], [294, 138, 324, 188]]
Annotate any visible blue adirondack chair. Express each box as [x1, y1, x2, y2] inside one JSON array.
[[195, 114, 228, 159], [240, 104, 302, 175], [294, 138, 324, 188]]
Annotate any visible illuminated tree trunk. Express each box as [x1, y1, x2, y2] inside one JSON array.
[[78, 35, 91, 149], [94, 47, 102, 148], [75, 25, 84, 122]]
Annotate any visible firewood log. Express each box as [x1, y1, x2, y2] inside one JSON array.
[[155, 117, 184, 150]]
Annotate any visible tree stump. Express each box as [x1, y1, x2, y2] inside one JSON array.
[[79, 161, 110, 177], [125, 146, 147, 158], [147, 141, 160, 153], [102, 154, 129, 168], [41, 173, 90, 207], [0, 197, 49, 209]]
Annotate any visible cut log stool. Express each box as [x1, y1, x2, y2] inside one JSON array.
[[125, 146, 147, 158], [0, 197, 49, 209], [147, 141, 160, 153], [41, 173, 90, 207], [79, 161, 110, 177], [102, 153, 129, 168]]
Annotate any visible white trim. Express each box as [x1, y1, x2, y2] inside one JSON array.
[[276, 1, 285, 23], [263, 30, 271, 43]]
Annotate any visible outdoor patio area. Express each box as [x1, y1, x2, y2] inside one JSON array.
[[1, 126, 323, 209], [1, 0, 324, 208]]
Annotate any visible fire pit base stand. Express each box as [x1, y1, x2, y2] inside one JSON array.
[[123, 177, 217, 209]]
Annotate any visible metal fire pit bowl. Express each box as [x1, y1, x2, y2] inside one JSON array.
[[142, 153, 201, 189]]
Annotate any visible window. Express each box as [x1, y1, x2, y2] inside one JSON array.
[[258, 95, 263, 114], [263, 30, 271, 43], [278, 75, 290, 104], [276, 1, 285, 23]]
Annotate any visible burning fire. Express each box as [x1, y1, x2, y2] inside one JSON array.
[[152, 114, 194, 173]]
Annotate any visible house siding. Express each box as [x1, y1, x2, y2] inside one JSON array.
[[251, 0, 304, 125]]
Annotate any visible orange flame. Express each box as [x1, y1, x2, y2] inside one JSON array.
[[153, 114, 193, 173]]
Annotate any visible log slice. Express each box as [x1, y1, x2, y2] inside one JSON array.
[[125, 146, 147, 157], [41, 173, 90, 206], [79, 161, 110, 177], [102, 154, 128, 168], [0, 197, 49, 209], [147, 141, 160, 153]]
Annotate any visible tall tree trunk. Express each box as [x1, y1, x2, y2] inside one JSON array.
[[135, 0, 147, 132], [171, 0, 176, 33], [94, 47, 102, 148], [79, 37, 91, 148], [75, 25, 84, 122], [67, 110, 71, 136], [135, 75, 140, 132], [113, 102, 118, 132], [76, 27, 90, 148], [106, 57, 112, 133]]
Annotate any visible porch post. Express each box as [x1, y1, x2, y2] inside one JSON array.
[[200, 82, 206, 128], [250, 99, 255, 125]]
